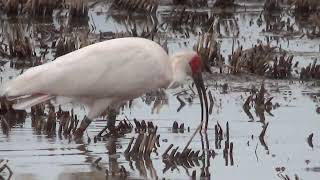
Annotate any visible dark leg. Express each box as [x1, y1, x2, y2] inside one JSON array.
[[107, 108, 117, 131], [73, 116, 92, 139], [97, 108, 118, 137]]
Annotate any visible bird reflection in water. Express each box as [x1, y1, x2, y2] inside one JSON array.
[[106, 136, 120, 177], [125, 153, 158, 179]]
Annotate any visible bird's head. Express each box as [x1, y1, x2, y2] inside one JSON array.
[[171, 51, 209, 128]]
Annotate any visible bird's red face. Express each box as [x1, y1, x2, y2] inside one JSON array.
[[189, 54, 209, 130], [190, 54, 202, 74]]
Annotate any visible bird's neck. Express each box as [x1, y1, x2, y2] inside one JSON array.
[[168, 56, 188, 89]]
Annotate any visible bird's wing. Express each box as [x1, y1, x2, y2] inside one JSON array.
[[2, 38, 172, 99]]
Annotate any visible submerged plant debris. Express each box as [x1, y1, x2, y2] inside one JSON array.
[[0, 0, 320, 180]]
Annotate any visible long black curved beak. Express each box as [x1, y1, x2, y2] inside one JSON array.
[[192, 72, 209, 131]]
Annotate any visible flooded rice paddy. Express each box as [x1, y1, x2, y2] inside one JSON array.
[[0, 0, 320, 179]]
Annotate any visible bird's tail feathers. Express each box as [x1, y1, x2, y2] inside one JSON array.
[[0, 81, 10, 97], [12, 94, 54, 110]]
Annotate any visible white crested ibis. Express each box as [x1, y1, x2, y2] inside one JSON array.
[[0, 37, 209, 138]]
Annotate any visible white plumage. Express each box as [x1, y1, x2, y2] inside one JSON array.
[[1, 37, 209, 134]]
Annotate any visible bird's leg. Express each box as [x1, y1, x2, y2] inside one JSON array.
[[96, 108, 118, 137], [107, 108, 117, 131], [73, 116, 92, 139]]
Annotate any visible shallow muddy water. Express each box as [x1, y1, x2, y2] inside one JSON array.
[[1, 79, 320, 180], [1, 0, 320, 180]]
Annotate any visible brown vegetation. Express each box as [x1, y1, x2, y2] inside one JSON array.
[[0, 98, 27, 135], [112, 0, 158, 13], [124, 124, 159, 159], [68, 0, 89, 25], [3, 0, 62, 16], [23, 0, 62, 17], [300, 59, 320, 80], [55, 30, 90, 58], [294, 0, 320, 15], [6, 23, 34, 59], [3, 0, 25, 15], [306, 14, 320, 38], [194, 33, 223, 73], [213, 0, 235, 7], [172, 0, 208, 7], [229, 44, 276, 75], [264, 0, 282, 13], [270, 53, 294, 79], [164, 7, 215, 34]]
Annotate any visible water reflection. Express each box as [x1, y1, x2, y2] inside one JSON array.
[[1, 1, 320, 180], [162, 8, 215, 35], [107, 12, 159, 39], [123, 126, 159, 179], [242, 83, 275, 125], [200, 132, 211, 178], [143, 89, 168, 114], [106, 136, 120, 177], [215, 13, 239, 38]]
